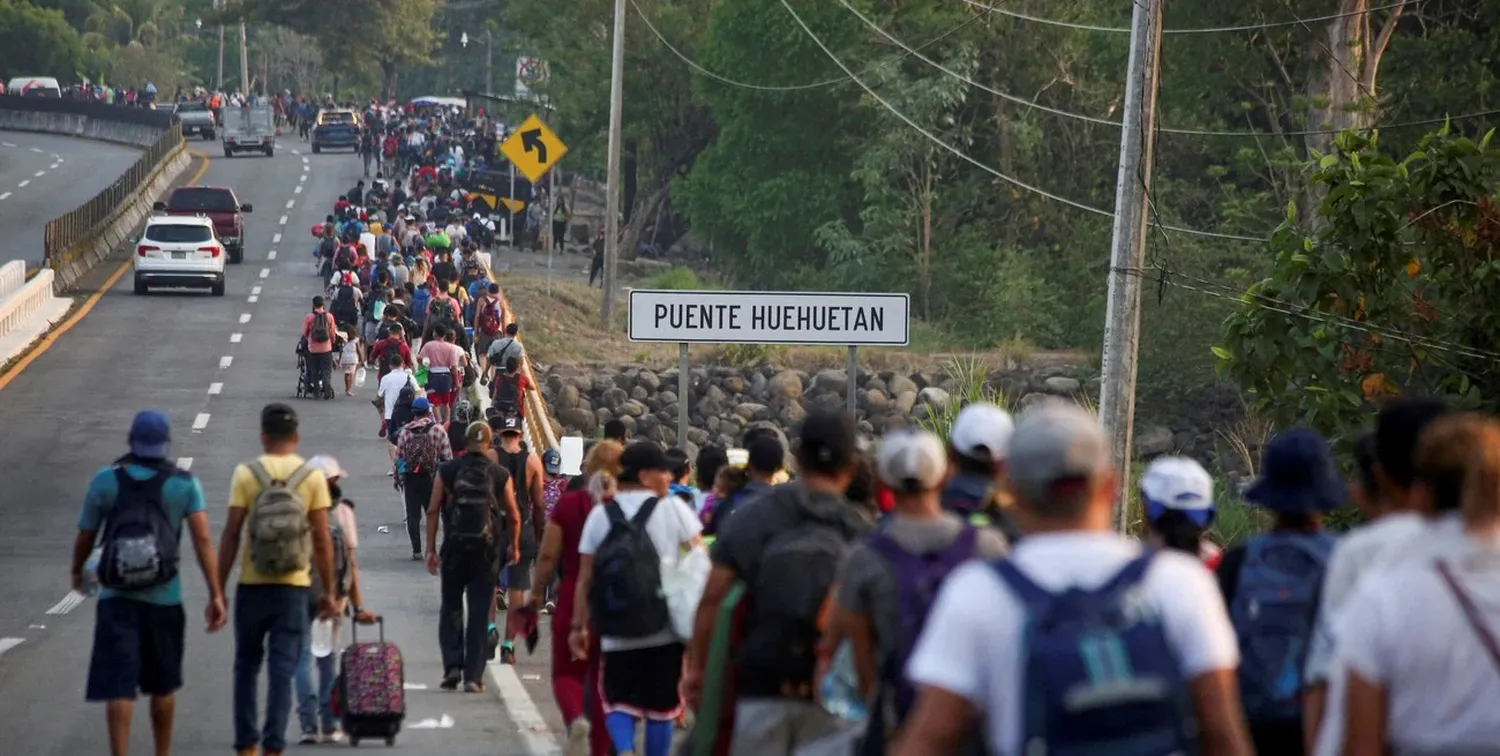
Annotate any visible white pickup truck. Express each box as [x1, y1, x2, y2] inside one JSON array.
[[221, 104, 275, 157]]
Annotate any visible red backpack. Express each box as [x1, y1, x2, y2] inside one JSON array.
[[478, 298, 504, 336]]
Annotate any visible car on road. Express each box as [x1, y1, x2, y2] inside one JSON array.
[[222, 103, 275, 157], [171, 101, 217, 140], [152, 186, 252, 264], [132, 215, 226, 296], [312, 109, 360, 153]]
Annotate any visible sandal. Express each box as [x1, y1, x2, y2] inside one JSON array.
[[463, 681, 486, 693]]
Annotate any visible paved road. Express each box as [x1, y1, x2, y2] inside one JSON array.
[[0, 141, 565, 754], [0, 132, 141, 265]]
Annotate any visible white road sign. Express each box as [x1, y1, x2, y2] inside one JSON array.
[[628, 290, 911, 346]]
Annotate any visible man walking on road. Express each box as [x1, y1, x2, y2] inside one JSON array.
[[217, 403, 339, 756], [73, 409, 227, 756], [495, 416, 546, 664], [397, 397, 453, 560]]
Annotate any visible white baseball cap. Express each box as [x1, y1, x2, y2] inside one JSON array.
[[949, 402, 1015, 464], [1139, 456, 1214, 527], [877, 429, 948, 493], [307, 455, 348, 482]]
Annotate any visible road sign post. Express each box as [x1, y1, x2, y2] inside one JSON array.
[[628, 290, 911, 430]]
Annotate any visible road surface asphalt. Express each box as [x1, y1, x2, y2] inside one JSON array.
[[0, 136, 567, 755], [0, 133, 141, 266]]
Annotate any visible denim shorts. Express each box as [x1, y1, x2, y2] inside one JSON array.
[[86, 598, 186, 701]]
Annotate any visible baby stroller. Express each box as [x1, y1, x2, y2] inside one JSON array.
[[295, 337, 336, 400]]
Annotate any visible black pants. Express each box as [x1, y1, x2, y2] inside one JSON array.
[[439, 548, 498, 684], [402, 473, 434, 555], [552, 221, 567, 250], [305, 351, 333, 389], [589, 254, 603, 287]]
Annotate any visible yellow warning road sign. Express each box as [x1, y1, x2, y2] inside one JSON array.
[[501, 114, 567, 183]]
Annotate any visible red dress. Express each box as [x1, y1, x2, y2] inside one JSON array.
[[547, 488, 611, 755]]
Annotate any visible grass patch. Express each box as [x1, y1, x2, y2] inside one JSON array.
[[641, 266, 714, 290]]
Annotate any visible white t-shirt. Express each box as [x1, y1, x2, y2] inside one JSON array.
[[906, 531, 1239, 756], [578, 488, 702, 651], [333, 501, 359, 550], [377, 369, 416, 419], [1333, 536, 1500, 754]]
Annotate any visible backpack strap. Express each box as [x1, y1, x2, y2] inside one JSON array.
[[247, 460, 275, 489], [604, 499, 627, 527], [631, 497, 661, 528], [991, 559, 1053, 612], [1436, 560, 1500, 678], [284, 462, 316, 492]]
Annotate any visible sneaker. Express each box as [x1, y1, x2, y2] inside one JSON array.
[[564, 718, 591, 756], [463, 681, 486, 693], [298, 732, 319, 745], [496, 591, 509, 611], [542, 601, 555, 615], [486, 625, 500, 661], [322, 730, 344, 744], [440, 669, 461, 691], [411, 552, 423, 561]]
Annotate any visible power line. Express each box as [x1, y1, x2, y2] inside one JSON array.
[[776, 0, 1265, 243], [954, 0, 1412, 36], [628, 0, 990, 92]]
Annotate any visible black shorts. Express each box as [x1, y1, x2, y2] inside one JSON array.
[[599, 642, 685, 719], [506, 557, 534, 589], [86, 598, 186, 701]]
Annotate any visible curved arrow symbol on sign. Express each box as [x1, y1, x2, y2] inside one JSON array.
[[520, 129, 547, 164]]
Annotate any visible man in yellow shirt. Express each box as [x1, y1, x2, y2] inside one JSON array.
[[216, 403, 338, 756]]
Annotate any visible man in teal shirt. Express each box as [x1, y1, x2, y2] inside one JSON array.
[[71, 409, 228, 756]]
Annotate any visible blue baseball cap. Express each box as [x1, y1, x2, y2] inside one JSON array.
[[1244, 428, 1346, 514], [129, 410, 171, 459], [412, 396, 431, 413]]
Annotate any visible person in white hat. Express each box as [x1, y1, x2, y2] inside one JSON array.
[[941, 402, 1020, 542], [1139, 456, 1222, 569]]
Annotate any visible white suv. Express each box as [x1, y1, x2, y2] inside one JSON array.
[[133, 214, 227, 296]]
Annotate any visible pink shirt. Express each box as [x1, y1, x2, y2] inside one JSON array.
[[418, 340, 464, 371], [302, 310, 337, 354]]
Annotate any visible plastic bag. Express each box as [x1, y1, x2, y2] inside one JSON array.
[[355, 366, 368, 388], [310, 618, 335, 658], [662, 545, 711, 641], [414, 363, 429, 388]]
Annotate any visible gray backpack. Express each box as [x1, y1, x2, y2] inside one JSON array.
[[246, 461, 315, 576]]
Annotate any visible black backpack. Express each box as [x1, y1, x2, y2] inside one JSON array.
[[332, 285, 358, 324], [588, 498, 669, 638], [738, 497, 863, 695], [492, 371, 522, 416], [97, 465, 183, 590], [448, 459, 500, 553], [389, 382, 417, 439]]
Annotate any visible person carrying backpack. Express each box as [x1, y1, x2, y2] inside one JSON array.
[[571, 442, 703, 756], [425, 422, 521, 692], [215, 403, 341, 756], [488, 355, 530, 422], [74, 410, 228, 755], [302, 297, 339, 396], [295, 456, 377, 745], [473, 283, 506, 358], [1216, 427, 1343, 756], [684, 410, 870, 755], [396, 397, 453, 561], [895, 402, 1250, 756], [820, 429, 1008, 752], [494, 416, 547, 664], [940, 402, 1022, 545]]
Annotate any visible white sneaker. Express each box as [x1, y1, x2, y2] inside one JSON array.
[[322, 730, 344, 744], [564, 717, 591, 756]]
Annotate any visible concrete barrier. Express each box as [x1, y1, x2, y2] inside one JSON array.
[[0, 267, 71, 367], [0, 108, 163, 148], [49, 144, 191, 292], [0, 261, 24, 300]]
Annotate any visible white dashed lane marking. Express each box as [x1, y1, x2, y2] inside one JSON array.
[[285, 199, 295, 209], [239, 313, 252, 324], [0, 192, 10, 201], [17, 180, 28, 188], [29, 147, 42, 153], [33, 171, 45, 178], [294, 185, 303, 194], [220, 355, 235, 368], [230, 333, 243, 343], [192, 413, 210, 431], [208, 382, 223, 395], [50, 163, 60, 170], [0, 142, 15, 148], [259, 268, 270, 279], [272, 233, 282, 244], [176, 457, 194, 470], [278, 215, 288, 225], [0, 638, 23, 657], [267, 250, 277, 260], [45, 593, 85, 615], [251, 286, 262, 295], [248, 295, 259, 303]]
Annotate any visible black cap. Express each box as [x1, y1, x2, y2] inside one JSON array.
[[499, 415, 523, 435], [619, 441, 671, 484], [795, 409, 857, 475]]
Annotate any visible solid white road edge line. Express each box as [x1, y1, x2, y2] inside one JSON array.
[[209, 382, 223, 395], [0, 638, 23, 657], [487, 663, 561, 755], [176, 457, 193, 470]]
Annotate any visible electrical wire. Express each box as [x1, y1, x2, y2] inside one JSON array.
[[628, 0, 990, 92], [955, 0, 1412, 36], [777, 0, 1266, 243]]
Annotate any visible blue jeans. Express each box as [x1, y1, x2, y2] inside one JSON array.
[[233, 584, 308, 752], [296, 619, 338, 736]]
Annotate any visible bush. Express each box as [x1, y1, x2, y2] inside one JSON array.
[[642, 266, 707, 290]]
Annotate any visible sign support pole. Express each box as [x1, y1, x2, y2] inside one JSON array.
[[508, 161, 517, 245], [678, 343, 690, 450], [846, 345, 858, 418]]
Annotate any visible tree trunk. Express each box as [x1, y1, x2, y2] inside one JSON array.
[[1300, 0, 1407, 223], [620, 183, 671, 262], [379, 60, 399, 102], [918, 159, 934, 322]]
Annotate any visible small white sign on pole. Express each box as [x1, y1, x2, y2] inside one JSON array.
[[559, 435, 585, 476], [627, 290, 911, 346]]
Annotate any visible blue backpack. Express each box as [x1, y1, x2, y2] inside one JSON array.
[[1229, 532, 1335, 722], [97, 464, 184, 590], [994, 552, 1197, 756], [411, 286, 432, 324]]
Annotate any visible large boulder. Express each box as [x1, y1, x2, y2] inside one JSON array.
[[917, 386, 951, 414], [887, 374, 919, 397], [766, 371, 803, 400], [1134, 425, 1174, 458], [1044, 376, 1081, 395]]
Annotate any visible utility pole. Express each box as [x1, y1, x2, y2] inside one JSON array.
[[217, 25, 225, 91], [1099, 0, 1164, 533], [485, 29, 494, 96], [601, 0, 626, 324], [238, 22, 250, 97]]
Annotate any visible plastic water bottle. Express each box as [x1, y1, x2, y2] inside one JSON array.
[[819, 641, 868, 722], [81, 548, 101, 597], [310, 619, 335, 658]]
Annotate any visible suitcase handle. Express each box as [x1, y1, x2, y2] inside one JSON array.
[[350, 615, 385, 644]]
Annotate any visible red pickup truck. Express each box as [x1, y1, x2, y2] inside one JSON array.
[[152, 186, 253, 264]]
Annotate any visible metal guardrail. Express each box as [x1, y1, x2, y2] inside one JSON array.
[[42, 122, 184, 268]]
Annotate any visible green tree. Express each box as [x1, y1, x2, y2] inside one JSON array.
[[1218, 127, 1500, 442], [0, 0, 89, 81]]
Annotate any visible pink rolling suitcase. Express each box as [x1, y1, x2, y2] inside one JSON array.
[[334, 617, 405, 746]]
